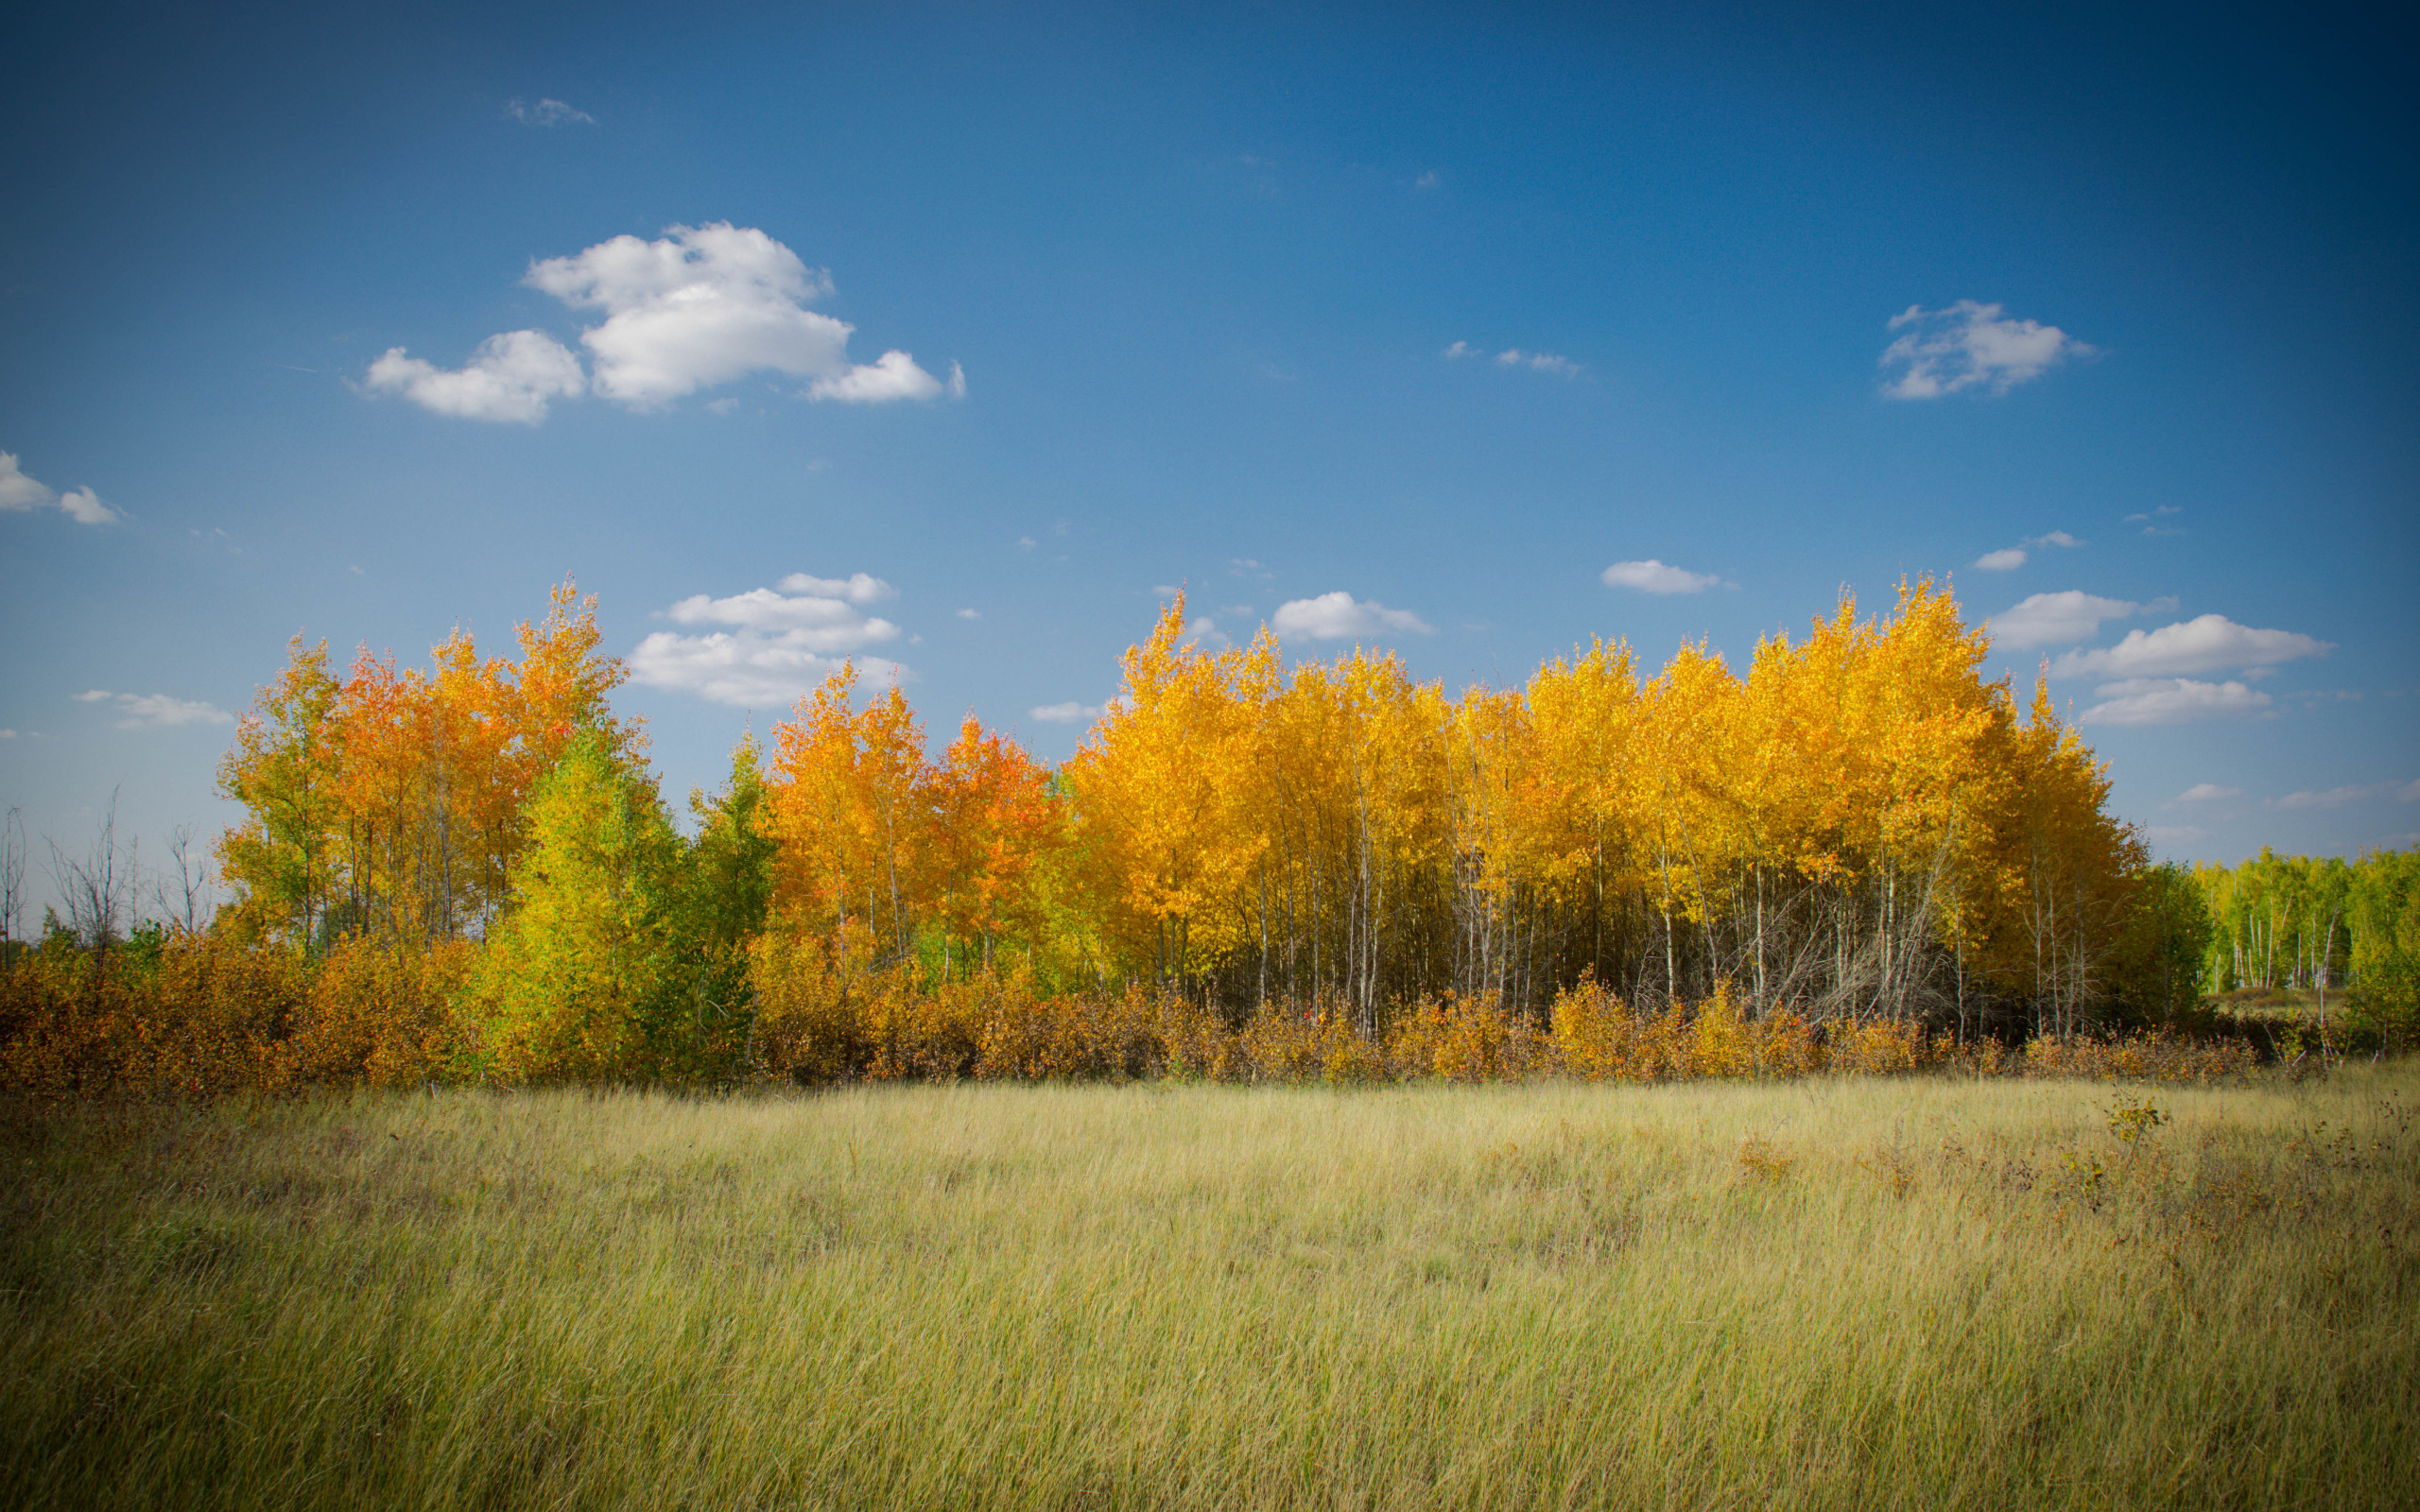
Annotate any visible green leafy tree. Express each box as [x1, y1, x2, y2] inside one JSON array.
[[2113, 861, 2216, 1025], [477, 731, 683, 1081], [666, 731, 778, 1077]]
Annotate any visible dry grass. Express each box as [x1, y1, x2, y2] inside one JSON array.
[[3, 1068, 2414, 1510]]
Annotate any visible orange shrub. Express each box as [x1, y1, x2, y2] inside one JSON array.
[[283, 936, 475, 1089], [0, 934, 311, 1100]]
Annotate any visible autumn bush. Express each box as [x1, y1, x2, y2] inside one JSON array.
[[2017, 1028, 2260, 1085], [8, 933, 2304, 1097], [285, 935, 475, 1089], [0, 932, 309, 1099]]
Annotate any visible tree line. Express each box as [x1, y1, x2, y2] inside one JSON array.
[[7, 576, 2411, 1090]]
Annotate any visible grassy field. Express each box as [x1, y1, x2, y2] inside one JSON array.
[[3, 1069, 2414, 1510]]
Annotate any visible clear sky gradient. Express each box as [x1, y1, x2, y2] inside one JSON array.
[[4, 0, 2414, 917]]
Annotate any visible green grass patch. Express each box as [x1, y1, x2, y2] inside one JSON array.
[[4, 1070, 2414, 1509]]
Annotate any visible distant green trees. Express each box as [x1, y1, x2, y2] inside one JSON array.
[[2189, 848, 2420, 1039]]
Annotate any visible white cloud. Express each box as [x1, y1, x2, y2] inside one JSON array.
[[2271, 780, 2420, 811], [505, 97, 596, 127], [1880, 301, 2094, 399], [1600, 558, 1725, 594], [775, 571, 895, 604], [2142, 825, 2208, 847], [0, 452, 119, 524], [1987, 591, 2141, 649], [2049, 614, 2333, 679], [2076, 678, 2272, 726], [1445, 341, 1580, 376], [75, 690, 234, 729], [1029, 701, 1104, 723], [957, 608, 981, 620], [1270, 592, 1433, 641], [363, 330, 585, 423], [54, 487, 113, 525], [807, 353, 962, 404], [1497, 348, 1580, 376], [631, 574, 907, 706], [1181, 617, 1234, 651], [1973, 531, 2080, 572], [369, 223, 960, 421], [2173, 783, 2243, 803]]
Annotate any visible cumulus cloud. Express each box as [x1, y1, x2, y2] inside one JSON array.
[[1880, 301, 2094, 399], [1987, 592, 2142, 649], [363, 331, 585, 423], [505, 97, 596, 127], [2173, 783, 2243, 803], [1270, 593, 1433, 641], [1029, 701, 1105, 723], [1601, 559, 1726, 594], [367, 223, 960, 420], [1, 452, 119, 524], [630, 574, 906, 706], [2049, 614, 2333, 679], [2076, 678, 2272, 726], [75, 690, 234, 729]]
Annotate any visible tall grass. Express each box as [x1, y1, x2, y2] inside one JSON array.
[[4, 1069, 2413, 1509]]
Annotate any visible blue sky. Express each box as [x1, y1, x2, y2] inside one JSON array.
[[3, 0, 2414, 917]]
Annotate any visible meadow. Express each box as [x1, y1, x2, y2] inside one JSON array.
[[4, 1067, 2413, 1510]]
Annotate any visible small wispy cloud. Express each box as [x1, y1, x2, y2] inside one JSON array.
[[75, 690, 234, 729], [1029, 701, 1105, 724], [1, 452, 119, 525], [2171, 783, 2244, 804], [1445, 341, 1582, 377], [1880, 301, 2093, 399], [505, 97, 597, 128], [1973, 529, 2083, 572], [2270, 779, 2420, 811], [1601, 559, 1728, 594]]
